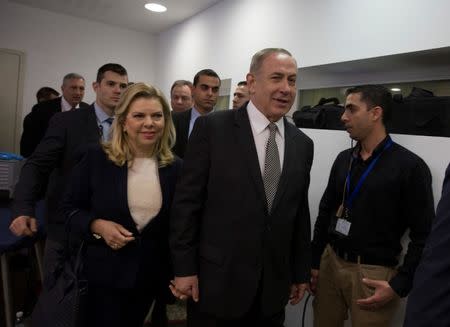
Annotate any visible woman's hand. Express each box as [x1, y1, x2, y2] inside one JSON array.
[[90, 219, 135, 250]]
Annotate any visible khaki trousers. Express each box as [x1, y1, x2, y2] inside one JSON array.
[[313, 245, 400, 327]]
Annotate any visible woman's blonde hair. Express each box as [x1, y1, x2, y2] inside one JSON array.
[[103, 82, 176, 167]]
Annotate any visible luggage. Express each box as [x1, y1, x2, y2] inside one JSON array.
[[293, 97, 345, 130], [389, 88, 450, 137], [31, 241, 88, 327]]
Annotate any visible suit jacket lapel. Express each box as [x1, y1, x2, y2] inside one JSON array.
[[234, 107, 267, 212], [271, 119, 295, 213], [117, 162, 141, 235], [157, 164, 170, 215], [182, 109, 191, 140]]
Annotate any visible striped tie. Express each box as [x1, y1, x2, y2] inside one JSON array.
[[263, 123, 281, 213]]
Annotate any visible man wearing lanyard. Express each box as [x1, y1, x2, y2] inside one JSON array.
[[310, 85, 435, 326]]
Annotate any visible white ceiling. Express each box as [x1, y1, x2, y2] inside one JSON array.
[[9, 0, 223, 34]]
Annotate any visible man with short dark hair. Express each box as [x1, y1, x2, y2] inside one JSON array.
[[36, 87, 60, 103], [20, 73, 89, 157], [10, 64, 128, 284], [310, 85, 434, 327], [232, 81, 250, 109], [171, 80, 194, 113], [172, 69, 221, 158], [170, 48, 313, 326]]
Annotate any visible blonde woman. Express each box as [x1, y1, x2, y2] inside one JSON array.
[[62, 83, 181, 327]]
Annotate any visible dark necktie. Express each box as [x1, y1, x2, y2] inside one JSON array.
[[99, 118, 114, 140], [263, 123, 281, 213]]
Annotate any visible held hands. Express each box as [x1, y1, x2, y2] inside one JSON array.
[[9, 216, 38, 237], [309, 269, 319, 295], [289, 283, 308, 305], [356, 278, 397, 310], [169, 276, 199, 302], [90, 219, 135, 250]]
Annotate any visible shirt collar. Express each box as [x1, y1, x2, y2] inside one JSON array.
[[353, 135, 391, 160], [61, 96, 77, 112], [191, 107, 202, 121], [94, 102, 113, 123], [247, 100, 285, 138], [191, 106, 214, 118]]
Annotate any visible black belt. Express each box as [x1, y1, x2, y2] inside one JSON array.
[[330, 244, 388, 266]]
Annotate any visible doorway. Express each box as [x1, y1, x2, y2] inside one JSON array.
[[0, 49, 25, 153]]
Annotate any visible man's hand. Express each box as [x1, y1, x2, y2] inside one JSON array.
[[356, 278, 397, 311], [9, 215, 37, 237], [169, 275, 199, 302], [289, 283, 308, 305], [310, 269, 319, 295], [90, 219, 135, 250]]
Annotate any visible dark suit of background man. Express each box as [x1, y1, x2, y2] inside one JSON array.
[[170, 48, 314, 327], [171, 69, 221, 158], [310, 85, 434, 327], [404, 163, 450, 327], [20, 73, 89, 157], [10, 64, 129, 283]]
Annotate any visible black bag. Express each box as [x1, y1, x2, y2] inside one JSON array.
[[31, 242, 88, 327], [389, 88, 450, 137], [293, 97, 345, 130], [293, 104, 324, 128]]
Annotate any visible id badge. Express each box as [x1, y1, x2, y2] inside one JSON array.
[[335, 218, 351, 236]]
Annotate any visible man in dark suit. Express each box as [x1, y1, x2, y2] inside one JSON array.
[[172, 69, 221, 158], [404, 163, 450, 327], [20, 73, 90, 157], [170, 48, 313, 326], [10, 63, 129, 281]]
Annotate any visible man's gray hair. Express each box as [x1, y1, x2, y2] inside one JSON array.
[[62, 73, 85, 84], [249, 48, 294, 74]]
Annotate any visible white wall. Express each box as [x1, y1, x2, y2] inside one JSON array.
[[0, 0, 157, 122]]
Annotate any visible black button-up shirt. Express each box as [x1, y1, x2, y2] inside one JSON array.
[[312, 136, 435, 297]]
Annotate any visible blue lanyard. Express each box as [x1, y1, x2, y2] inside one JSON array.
[[345, 139, 393, 209]]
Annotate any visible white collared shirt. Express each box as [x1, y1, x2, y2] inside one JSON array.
[[61, 96, 79, 112], [94, 102, 114, 141], [247, 101, 285, 176]]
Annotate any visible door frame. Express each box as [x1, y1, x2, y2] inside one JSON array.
[[0, 48, 25, 153]]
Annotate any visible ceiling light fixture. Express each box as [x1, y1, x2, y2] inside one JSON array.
[[145, 3, 167, 13], [390, 88, 401, 92]]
